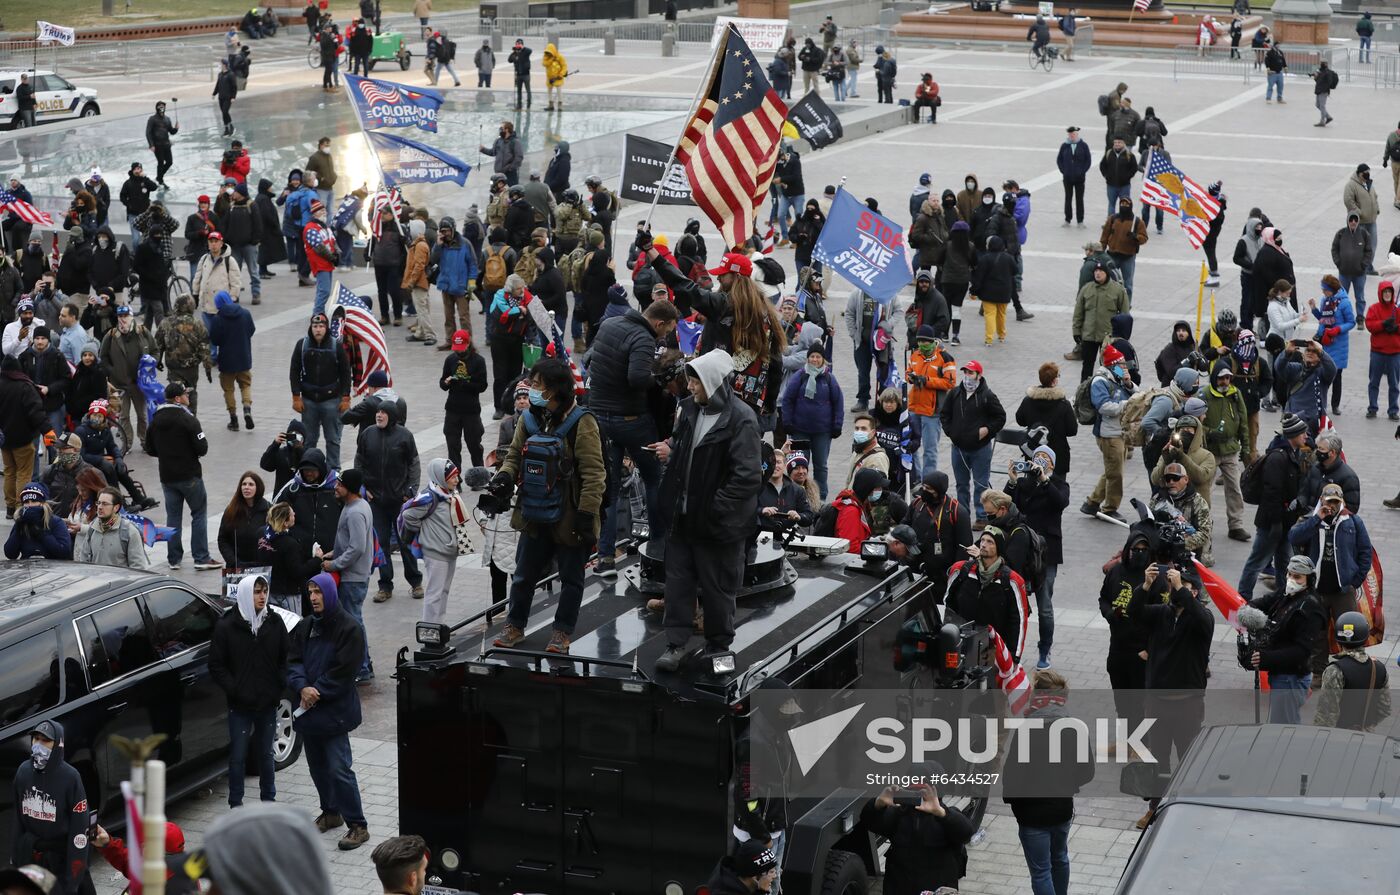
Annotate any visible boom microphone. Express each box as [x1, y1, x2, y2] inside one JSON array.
[[1238, 605, 1269, 633]]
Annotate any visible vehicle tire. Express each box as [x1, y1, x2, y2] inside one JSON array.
[[80, 104, 100, 118], [399, 50, 412, 71], [367, 58, 378, 72], [819, 849, 868, 895], [271, 696, 303, 770]]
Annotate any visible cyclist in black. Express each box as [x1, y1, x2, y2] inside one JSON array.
[[1027, 16, 1051, 61]]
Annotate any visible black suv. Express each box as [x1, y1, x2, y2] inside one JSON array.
[[0, 560, 302, 845]]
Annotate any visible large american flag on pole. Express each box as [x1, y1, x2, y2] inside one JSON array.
[[330, 282, 391, 394], [675, 26, 788, 251], [1139, 149, 1221, 249], [0, 188, 53, 226]]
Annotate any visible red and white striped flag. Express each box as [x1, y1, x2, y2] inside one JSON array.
[[120, 782, 145, 895], [990, 627, 1031, 717], [370, 187, 403, 239], [0, 188, 53, 227], [1133, 0, 1150, 12], [49, 233, 60, 274], [331, 282, 391, 394], [760, 225, 776, 255], [675, 26, 788, 250]]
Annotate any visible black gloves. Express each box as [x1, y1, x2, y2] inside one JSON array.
[[1384, 317, 1398, 334], [489, 470, 514, 498], [574, 511, 596, 544]]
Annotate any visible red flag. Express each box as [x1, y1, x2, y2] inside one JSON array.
[[990, 627, 1031, 716], [1193, 559, 1269, 690], [675, 26, 788, 250], [120, 782, 144, 895], [49, 233, 60, 274]]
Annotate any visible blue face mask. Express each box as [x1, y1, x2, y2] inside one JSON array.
[[869, 490, 884, 502], [853, 430, 872, 445], [528, 388, 548, 408]]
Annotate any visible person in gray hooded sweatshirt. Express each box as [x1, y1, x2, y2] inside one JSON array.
[[184, 802, 335, 895], [11, 719, 92, 895], [399, 458, 467, 624], [653, 348, 763, 673]]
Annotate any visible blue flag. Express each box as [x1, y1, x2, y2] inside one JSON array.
[[366, 132, 472, 187], [812, 188, 913, 303], [120, 510, 176, 547], [677, 317, 703, 356], [345, 74, 444, 132]]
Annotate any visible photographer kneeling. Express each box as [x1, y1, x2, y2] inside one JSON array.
[[1244, 555, 1327, 724]]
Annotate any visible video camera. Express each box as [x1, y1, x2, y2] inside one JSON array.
[[464, 465, 509, 515], [893, 615, 992, 689], [222, 149, 241, 168], [998, 425, 1050, 479]]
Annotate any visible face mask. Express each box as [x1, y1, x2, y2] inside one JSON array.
[[528, 388, 548, 408], [982, 197, 994, 206], [97, 237, 109, 249], [869, 490, 884, 503], [26, 244, 40, 255], [30, 742, 50, 770], [1285, 578, 1306, 595], [918, 341, 935, 353], [852, 430, 872, 445], [962, 377, 978, 392], [966, 181, 975, 190]]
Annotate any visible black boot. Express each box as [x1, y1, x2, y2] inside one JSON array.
[[950, 318, 962, 345], [127, 479, 159, 511], [228, 412, 239, 431], [244, 409, 255, 430]]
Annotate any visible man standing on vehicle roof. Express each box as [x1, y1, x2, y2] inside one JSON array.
[[11, 720, 94, 895], [653, 348, 763, 674]]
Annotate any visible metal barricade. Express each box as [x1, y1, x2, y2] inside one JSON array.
[[1373, 51, 1400, 88], [1172, 43, 1253, 82]]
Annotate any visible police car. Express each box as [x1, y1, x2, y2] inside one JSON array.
[[0, 70, 100, 129]]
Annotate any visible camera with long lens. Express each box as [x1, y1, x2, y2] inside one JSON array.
[[997, 425, 1051, 476]]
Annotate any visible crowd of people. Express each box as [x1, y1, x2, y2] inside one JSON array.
[[4, 25, 1400, 895]]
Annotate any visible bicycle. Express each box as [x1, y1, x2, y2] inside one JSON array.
[[1028, 43, 1058, 72], [168, 271, 192, 305]]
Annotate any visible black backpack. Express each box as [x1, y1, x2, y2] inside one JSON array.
[[1097, 94, 1112, 116], [1240, 448, 1276, 505], [1012, 524, 1047, 596], [439, 40, 456, 62], [813, 502, 839, 537]]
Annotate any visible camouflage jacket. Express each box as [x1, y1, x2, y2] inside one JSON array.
[[1314, 648, 1392, 729], [156, 312, 213, 370], [554, 202, 591, 242], [486, 192, 509, 230]]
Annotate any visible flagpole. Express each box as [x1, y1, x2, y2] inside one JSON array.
[[341, 75, 405, 239], [643, 25, 729, 239]]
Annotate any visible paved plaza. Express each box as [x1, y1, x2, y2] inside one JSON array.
[[7, 25, 1399, 895]]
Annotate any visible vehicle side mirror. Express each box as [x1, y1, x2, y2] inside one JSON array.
[[1120, 761, 1170, 800]]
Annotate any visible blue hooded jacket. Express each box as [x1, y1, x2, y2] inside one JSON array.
[[1311, 285, 1355, 370], [208, 290, 256, 374], [1289, 511, 1373, 591], [287, 572, 364, 736]]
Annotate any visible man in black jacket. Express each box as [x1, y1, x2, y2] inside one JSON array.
[[11, 720, 93, 895], [507, 39, 533, 109], [653, 349, 763, 673], [144, 382, 221, 570], [901, 470, 974, 605], [1128, 560, 1213, 818], [222, 183, 263, 305], [588, 300, 679, 577], [1298, 430, 1362, 512], [1248, 554, 1327, 724], [938, 360, 1006, 528], [1007, 445, 1070, 670], [210, 574, 290, 808], [1, 355, 52, 521], [1237, 413, 1308, 598], [860, 776, 975, 895], [144, 101, 179, 187], [259, 419, 309, 494], [18, 328, 71, 467], [440, 329, 489, 470], [118, 163, 159, 253], [704, 840, 778, 895], [947, 526, 1030, 661], [274, 448, 343, 561], [1098, 522, 1156, 725], [354, 403, 421, 602], [289, 313, 352, 469]]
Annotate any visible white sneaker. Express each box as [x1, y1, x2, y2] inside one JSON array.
[[194, 560, 224, 571], [168, 562, 181, 570]]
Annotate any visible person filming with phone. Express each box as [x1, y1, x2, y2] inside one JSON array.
[[859, 771, 976, 895]]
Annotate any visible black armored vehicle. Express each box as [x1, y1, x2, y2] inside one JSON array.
[[396, 531, 991, 895]]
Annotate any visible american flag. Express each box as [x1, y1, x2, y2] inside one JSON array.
[[357, 78, 404, 106], [370, 187, 403, 239], [1139, 149, 1221, 249], [543, 315, 587, 397], [759, 225, 776, 255], [1133, 0, 1150, 11], [991, 627, 1031, 717], [675, 27, 788, 250], [49, 234, 60, 274], [0, 188, 52, 226], [330, 282, 391, 394]]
